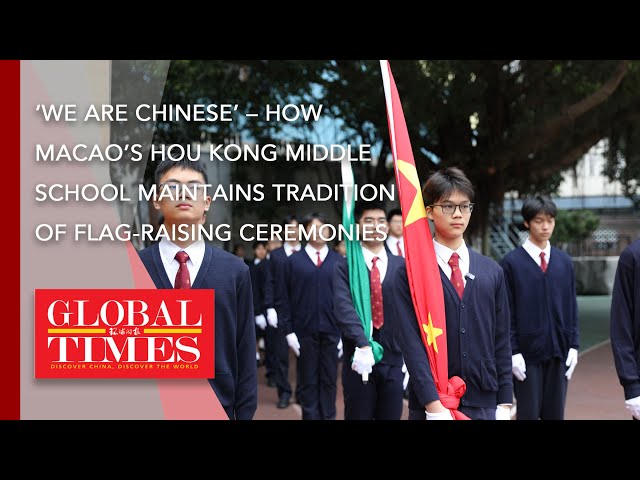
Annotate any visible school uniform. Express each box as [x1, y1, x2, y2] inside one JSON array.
[[611, 239, 640, 404], [279, 245, 341, 420], [386, 235, 405, 258], [333, 246, 405, 420], [250, 258, 272, 374], [139, 238, 257, 420], [268, 243, 300, 405], [394, 239, 512, 420], [500, 239, 579, 420]]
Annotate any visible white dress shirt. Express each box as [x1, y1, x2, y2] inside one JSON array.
[[433, 239, 470, 287], [159, 237, 206, 287], [361, 244, 388, 283], [305, 243, 329, 266], [386, 235, 404, 257], [284, 242, 301, 257], [522, 237, 551, 267]]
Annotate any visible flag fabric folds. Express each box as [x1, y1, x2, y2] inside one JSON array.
[[340, 157, 384, 363], [379, 60, 468, 419]]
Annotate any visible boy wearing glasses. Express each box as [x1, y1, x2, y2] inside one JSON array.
[[394, 167, 513, 420], [138, 159, 257, 420], [500, 196, 579, 420]]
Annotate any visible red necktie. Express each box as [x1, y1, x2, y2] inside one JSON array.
[[397, 241, 404, 258], [316, 251, 323, 267], [540, 251, 547, 273], [448, 252, 464, 299], [174, 251, 191, 289], [370, 256, 384, 329]]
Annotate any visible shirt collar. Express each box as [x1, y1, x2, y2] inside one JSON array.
[[523, 237, 551, 259], [159, 237, 206, 268], [284, 242, 301, 256], [361, 244, 388, 266], [433, 238, 469, 266], [304, 243, 329, 257]]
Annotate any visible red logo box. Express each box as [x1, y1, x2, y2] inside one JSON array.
[[35, 289, 215, 379]]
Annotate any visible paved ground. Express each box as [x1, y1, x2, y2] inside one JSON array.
[[253, 296, 630, 420]]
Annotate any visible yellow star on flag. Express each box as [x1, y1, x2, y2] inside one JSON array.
[[422, 313, 443, 354], [396, 159, 427, 227]]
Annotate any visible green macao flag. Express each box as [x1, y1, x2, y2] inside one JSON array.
[[340, 157, 384, 363]]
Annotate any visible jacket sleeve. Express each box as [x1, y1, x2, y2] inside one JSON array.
[[610, 248, 640, 400], [494, 267, 514, 405], [278, 256, 294, 335], [262, 259, 274, 310], [391, 263, 439, 407], [568, 259, 580, 349], [332, 259, 369, 348], [234, 267, 258, 420]]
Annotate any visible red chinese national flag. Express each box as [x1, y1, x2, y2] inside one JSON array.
[[380, 60, 468, 419]]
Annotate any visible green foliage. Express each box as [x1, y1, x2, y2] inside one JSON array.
[[552, 209, 600, 244]]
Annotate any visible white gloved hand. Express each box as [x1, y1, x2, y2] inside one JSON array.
[[426, 409, 453, 420], [266, 308, 278, 328], [495, 405, 511, 420], [351, 346, 375, 376], [624, 395, 640, 420], [255, 314, 267, 330], [286, 332, 300, 357], [402, 362, 410, 390], [337, 338, 343, 359], [512, 353, 527, 382], [565, 348, 578, 380]]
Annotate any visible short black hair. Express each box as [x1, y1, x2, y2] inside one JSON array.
[[422, 167, 474, 206], [521, 195, 557, 223], [232, 243, 245, 255], [252, 241, 267, 251], [387, 208, 402, 222], [301, 212, 328, 229], [281, 214, 298, 230], [354, 200, 387, 223], [154, 158, 208, 185]]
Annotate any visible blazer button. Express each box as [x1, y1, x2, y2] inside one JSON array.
[[461, 328, 466, 334], [460, 303, 465, 308], [462, 352, 467, 358]]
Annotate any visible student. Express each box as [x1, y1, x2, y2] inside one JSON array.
[[138, 159, 257, 420], [394, 167, 512, 420], [610, 238, 640, 420], [250, 241, 271, 377], [266, 214, 302, 408], [500, 195, 579, 420], [279, 212, 342, 420], [333, 201, 405, 420], [385, 208, 405, 258]]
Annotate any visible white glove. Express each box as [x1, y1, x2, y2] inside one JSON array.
[[255, 314, 267, 330], [286, 332, 300, 357], [351, 346, 375, 376], [624, 395, 640, 420], [426, 409, 453, 420], [565, 348, 578, 380], [266, 308, 278, 328], [495, 405, 511, 420], [512, 353, 527, 382], [337, 339, 343, 359], [402, 362, 410, 390]]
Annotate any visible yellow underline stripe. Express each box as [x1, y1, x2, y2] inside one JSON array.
[[48, 329, 106, 334], [143, 328, 202, 334]]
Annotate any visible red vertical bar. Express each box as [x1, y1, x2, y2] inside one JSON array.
[[0, 60, 20, 419]]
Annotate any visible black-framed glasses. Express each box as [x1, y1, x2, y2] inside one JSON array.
[[430, 203, 474, 214]]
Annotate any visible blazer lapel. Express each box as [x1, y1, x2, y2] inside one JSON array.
[[151, 243, 173, 289], [439, 266, 460, 302], [462, 250, 477, 302], [192, 245, 212, 289]]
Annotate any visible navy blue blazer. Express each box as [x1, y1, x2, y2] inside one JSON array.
[[393, 248, 512, 410], [139, 242, 257, 420], [611, 239, 640, 400], [333, 253, 405, 366], [249, 259, 271, 318], [278, 249, 341, 337], [500, 246, 579, 364]]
